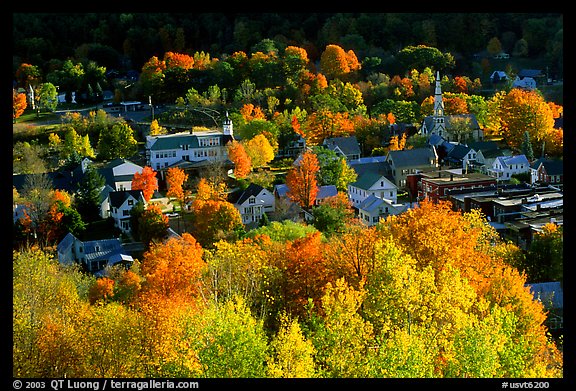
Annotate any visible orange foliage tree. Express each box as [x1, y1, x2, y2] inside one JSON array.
[[303, 109, 355, 145], [13, 89, 27, 121], [320, 44, 361, 80], [282, 231, 332, 317], [166, 167, 189, 203], [132, 166, 159, 202], [227, 140, 252, 179], [139, 233, 205, 301], [286, 151, 320, 209]]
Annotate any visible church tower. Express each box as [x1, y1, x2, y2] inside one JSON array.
[[222, 111, 233, 138], [432, 71, 446, 137]]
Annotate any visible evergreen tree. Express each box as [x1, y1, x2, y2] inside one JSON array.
[[75, 166, 105, 222], [521, 131, 534, 161]]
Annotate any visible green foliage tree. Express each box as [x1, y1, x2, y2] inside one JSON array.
[[75, 166, 105, 223], [96, 121, 138, 160]]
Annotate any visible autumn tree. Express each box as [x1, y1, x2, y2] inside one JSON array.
[[492, 88, 555, 152], [149, 119, 167, 135], [320, 44, 361, 80], [286, 151, 320, 209], [139, 232, 205, 301], [267, 313, 316, 378], [191, 178, 243, 248], [244, 133, 275, 168], [226, 140, 252, 179], [131, 166, 159, 202], [13, 89, 27, 122], [166, 167, 188, 207], [282, 231, 331, 317]]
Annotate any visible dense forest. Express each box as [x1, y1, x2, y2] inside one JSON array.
[[13, 13, 563, 80]]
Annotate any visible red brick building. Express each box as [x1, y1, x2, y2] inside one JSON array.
[[418, 170, 497, 203]]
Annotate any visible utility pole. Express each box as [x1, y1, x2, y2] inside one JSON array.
[[149, 95, 154, 121]]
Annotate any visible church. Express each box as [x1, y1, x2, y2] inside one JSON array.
[[419, 72, 484, 145]]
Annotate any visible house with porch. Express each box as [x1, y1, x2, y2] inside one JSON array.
[[57, 232, 134, 274], [231, 183, 275, 226], [486, 154, 530, 182], [102, 189, 147, 234], [145, 113, 235, 179]]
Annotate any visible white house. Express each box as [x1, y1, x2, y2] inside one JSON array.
[[487, 154, 530, 181], [146, 113, 234, 177], [348, 171, 398, 206], [98, 158, 144, 191], [103, 190, 147, 233], [232, 183, 275, 225], [357, 194, 408, 226]]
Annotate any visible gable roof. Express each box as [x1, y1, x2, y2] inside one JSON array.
[[323, 136, 361, 157], [358, 194, 389, 213], [317, 185, 338, 199], [233, 183, 267, 205], [422, 114, 480, 132], [497, 154, 530, 167], [83, 238, 125, 262], [467, 141, 499, 152], [108, 190, 145, 208], [532, 158, 563, 175], [447, 144, 472, 160], [351, 171, 394, 190], [57, 232, 77, 254], [387, 148, 436, 168]]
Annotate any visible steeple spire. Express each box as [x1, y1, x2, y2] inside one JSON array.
[[432, 71, 445, 137]]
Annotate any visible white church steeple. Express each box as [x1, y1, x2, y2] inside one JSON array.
[[222, 111, 233, 137], [432, 71, 445, 137]]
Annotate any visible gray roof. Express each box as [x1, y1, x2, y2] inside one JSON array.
[[387, 147, 436, 168], [274, 184, 289, 198], [323, 136, 361, 157], [526, 281, 563, 309], [351, 171, 388, 190], [317, 185, 338, 199], [422, 114, 480, 132], [108, 190, 145, 208], [497, 154, 530, 167], [148, 133, 233, 151], [57, 232, 76, 254], [468, 141, 499, 152], [274, 183, 337, 200], [358, 194, 389, 213], [447, 144, 472, 160], [83, 238, 125, 262], [531, 158, 563, 175]]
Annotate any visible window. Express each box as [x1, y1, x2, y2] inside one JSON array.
[[123, 210, 130, 216], [249, 197, 256, 204], [128, 199, 133, 206]]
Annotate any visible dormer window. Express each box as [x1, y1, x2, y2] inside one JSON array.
[[249, 197, 256, 205]]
